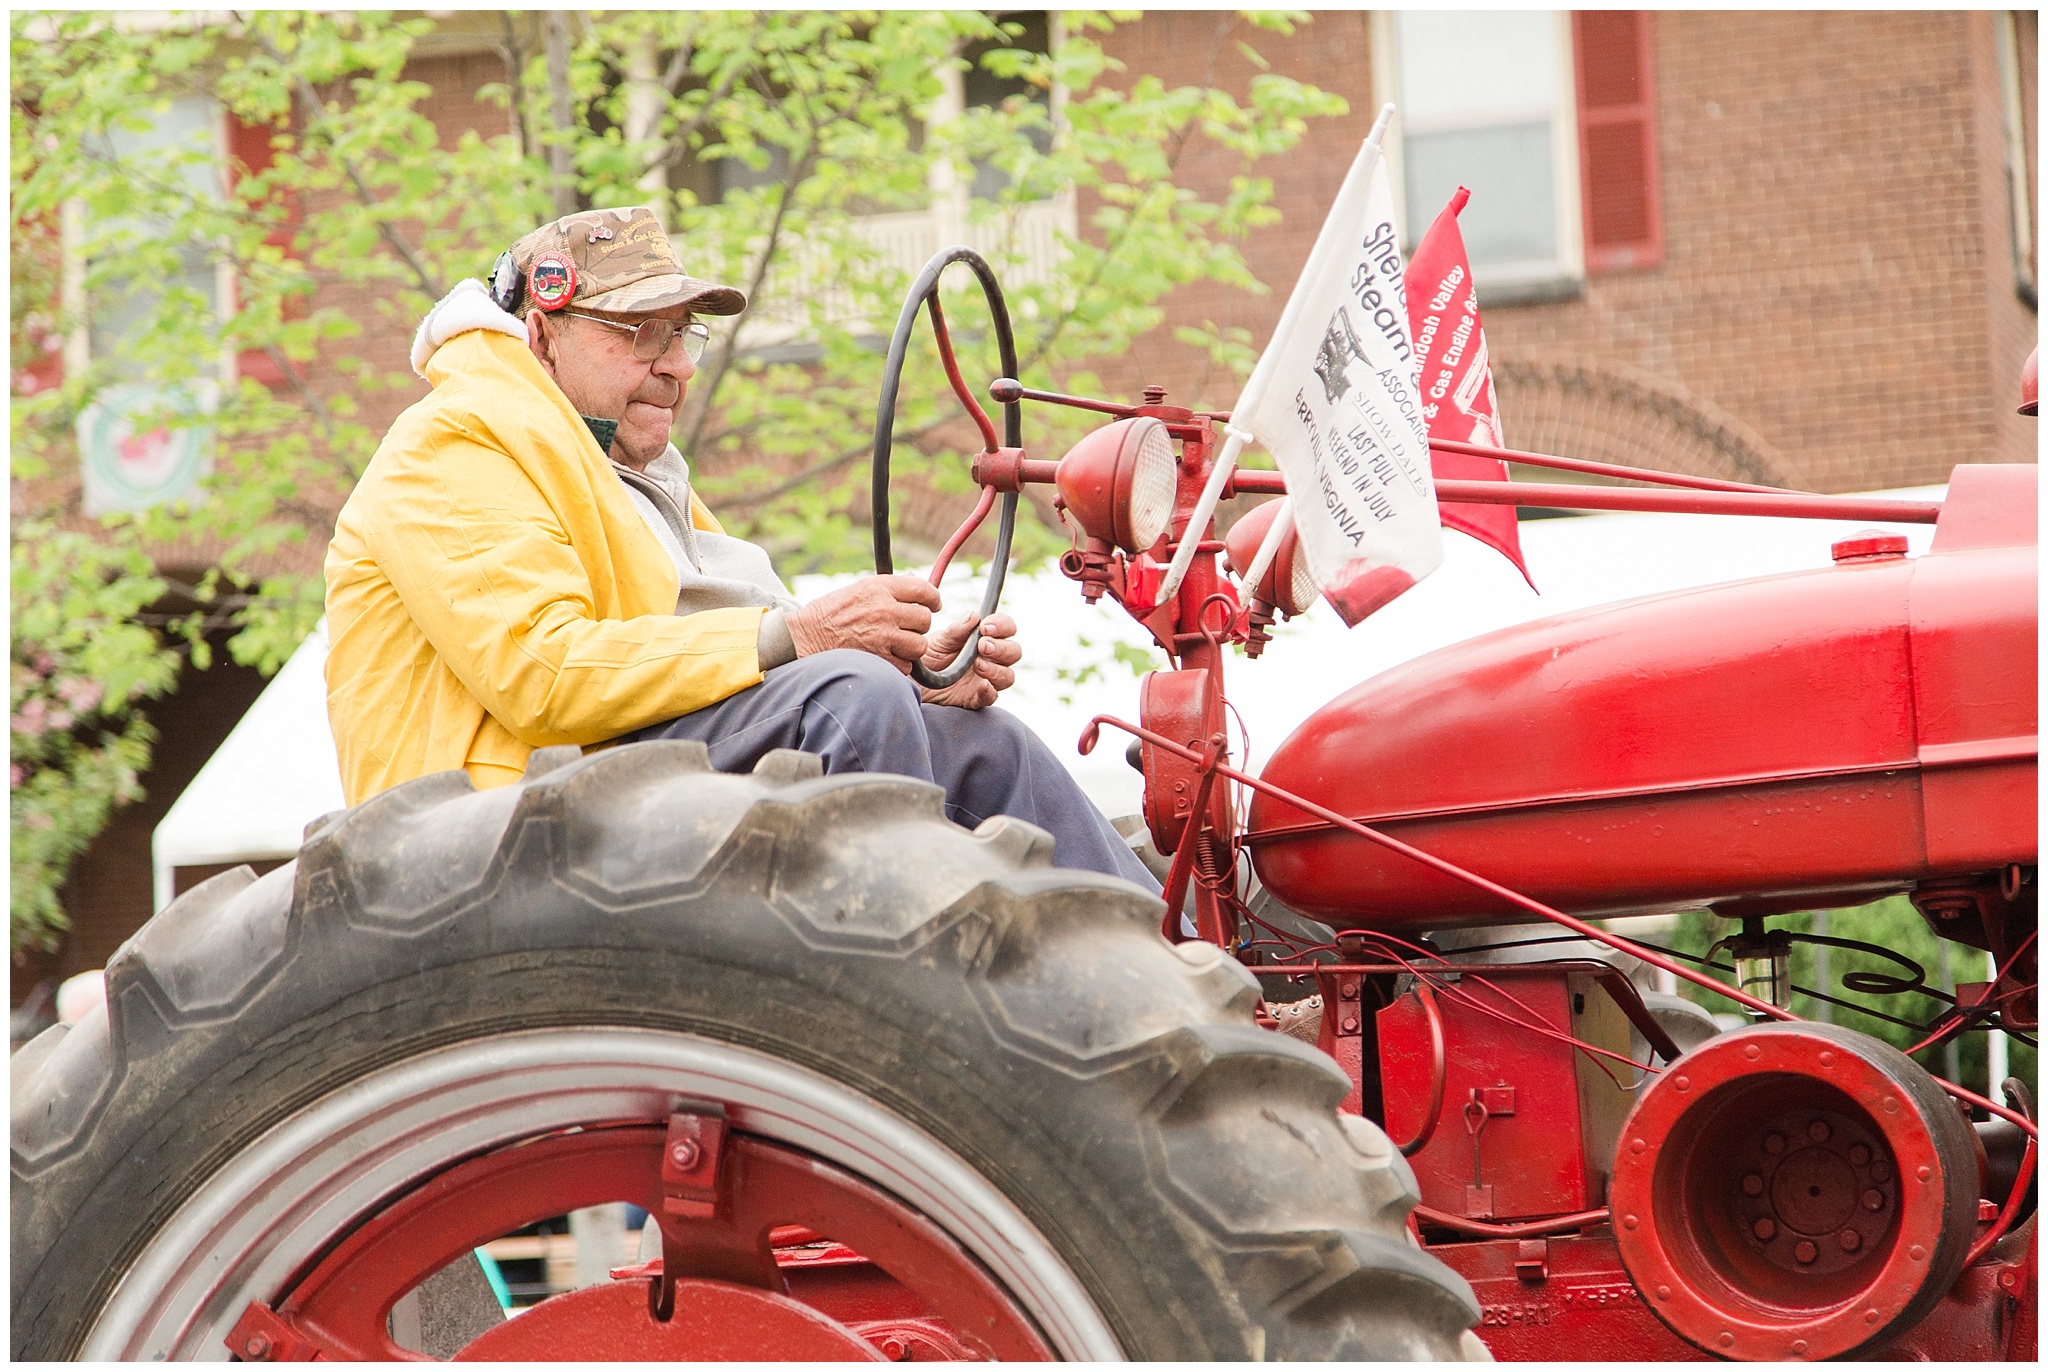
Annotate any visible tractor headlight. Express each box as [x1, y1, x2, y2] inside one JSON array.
[[1284, 544, 1321, 616], [1224, 497, 1318, 616], [1055, 416, 1179, 554]]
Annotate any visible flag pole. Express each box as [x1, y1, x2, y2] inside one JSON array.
[[1158, 104, 1398, 604], [1239, 497, 1296, 597]]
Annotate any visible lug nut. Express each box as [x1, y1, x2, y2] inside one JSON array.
[[1808, 1120, 1831, 1144], [1849, 1144, 1871, 1166], [1862, 1188, 1885, 1212], [1871, 1160, 1892, 1182], [1794, 1240, 1818, 1264], [1742, 1173, 1764, 1196], [1763, 1132, 1786, 1155], [670, 1139, 701, 1170], [1753, 1217, 1778, 1241], [1839, 1229, 1862, 1253]]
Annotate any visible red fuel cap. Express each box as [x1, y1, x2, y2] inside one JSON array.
[[1831, 531, 1909, 563]]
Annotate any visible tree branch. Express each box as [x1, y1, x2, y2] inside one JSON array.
[[675, 137, 816, 460], [543, 11, 579, 217], [654, 15, 758, 156], [495, 10, 533, 158], [236, 14, 445, 299]]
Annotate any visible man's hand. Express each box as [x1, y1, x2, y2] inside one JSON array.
[[786, 574, 942, 672], [919, 612, 1022, 710]]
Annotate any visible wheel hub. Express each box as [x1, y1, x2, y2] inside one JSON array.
[[450, 1277, 885, 1361], [1736, 1109, 1896, 1277]]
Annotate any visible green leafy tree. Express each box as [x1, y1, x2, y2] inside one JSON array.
[[9, 529, 183, 954], [10, 10, 1344, 952]]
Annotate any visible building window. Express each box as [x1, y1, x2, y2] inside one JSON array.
[[1376, 10, 1586, 302], [962, 10, 1054, 202], [82, 92, 227, 378]]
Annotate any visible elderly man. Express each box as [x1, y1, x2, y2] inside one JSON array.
[[324, 206, 1155, 887]]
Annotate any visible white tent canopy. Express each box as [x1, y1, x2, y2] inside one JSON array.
[[153, 488, 1943, 912]]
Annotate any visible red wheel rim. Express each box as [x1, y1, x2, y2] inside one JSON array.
[[251, 1122, 1053, 1361]]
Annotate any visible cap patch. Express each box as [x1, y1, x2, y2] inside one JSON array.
[[528, 250, 577, 311]]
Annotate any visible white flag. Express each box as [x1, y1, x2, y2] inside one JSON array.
[[1225, 106, 1441, 626]]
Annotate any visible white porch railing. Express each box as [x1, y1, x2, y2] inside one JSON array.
[[726, 197, 1069, 352]]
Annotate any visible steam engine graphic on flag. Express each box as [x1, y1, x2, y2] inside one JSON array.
[[1226, 104, 1528, 625]]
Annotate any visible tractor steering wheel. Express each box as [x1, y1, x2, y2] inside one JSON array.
[[870, 246, 1022, 691]]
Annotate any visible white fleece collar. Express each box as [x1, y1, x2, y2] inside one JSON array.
[[410, 278, 529, 378]]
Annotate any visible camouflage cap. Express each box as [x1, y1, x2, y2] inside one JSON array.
[[509, 206, 746, 317]]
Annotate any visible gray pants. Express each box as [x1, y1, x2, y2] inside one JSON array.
[[627, 649, 1159, 890]]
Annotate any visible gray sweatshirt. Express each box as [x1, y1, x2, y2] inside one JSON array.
[[612, 445, 800, 670]]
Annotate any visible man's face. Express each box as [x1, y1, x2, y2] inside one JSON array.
[[528, 307, 697, 470]]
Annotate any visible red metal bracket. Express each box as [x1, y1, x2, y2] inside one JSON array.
[[225, 1302, 319, 1362], [967, 447, 1030, 493], [651, 1105, 763, 1321], [1313, 966, 1369, 1116], [661, 1109, 728, 1221], [1157, 737, 1226, 937]]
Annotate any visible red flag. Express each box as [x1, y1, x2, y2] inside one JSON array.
[[1404, 187, 1535, 589]]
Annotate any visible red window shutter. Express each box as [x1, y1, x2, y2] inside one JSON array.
[[1574, 11, 1662, 273], [225, 112, 300, 389]]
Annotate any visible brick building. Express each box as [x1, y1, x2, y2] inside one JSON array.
[[1096, 10, 2038, 492], [11, 10, 2037, 1012]]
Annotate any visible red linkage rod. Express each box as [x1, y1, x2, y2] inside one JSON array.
[[1079, 713, 2036, 1138], [1225, 470, 1943, 523], [1432, 479, 1943, 522], [1428, 436, 1796, 494], [927, 486, 997, 589], [925, 295, 1001, 453]]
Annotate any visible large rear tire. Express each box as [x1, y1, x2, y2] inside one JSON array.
[[12, 742, 1481, 1360]]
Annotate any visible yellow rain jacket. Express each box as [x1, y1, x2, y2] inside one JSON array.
[[324, 326, 766, 804]]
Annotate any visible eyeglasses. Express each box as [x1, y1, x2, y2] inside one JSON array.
[[558, 311, 711, 363]]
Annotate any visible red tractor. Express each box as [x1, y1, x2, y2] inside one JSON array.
[[11, 254, 2035, 1362]]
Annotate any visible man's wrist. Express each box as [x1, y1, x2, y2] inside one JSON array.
[[756, 609, 797, 671]]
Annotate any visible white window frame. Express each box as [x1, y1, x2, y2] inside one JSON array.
[[64, 95, 237, 388], [1370, 9, 1585, 302], [1995, 9, 2036, 304]]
